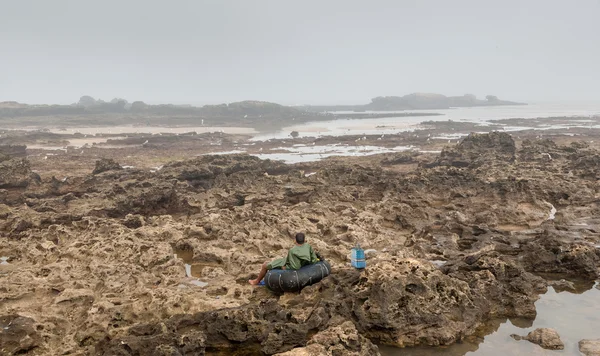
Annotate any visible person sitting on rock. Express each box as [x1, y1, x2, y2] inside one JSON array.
[[249, 232, 321, 285]]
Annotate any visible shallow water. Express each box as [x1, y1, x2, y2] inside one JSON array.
[[250, 144, 413, 163], [173, 248, 209, 287], [44, 126, 257, 135], [254, 103, 600, 140], [380, 280, 600, 356], [26, 136, 117, 150], [172, 248, 193, 264]]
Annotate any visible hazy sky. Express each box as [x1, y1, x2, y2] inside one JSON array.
[[2, 0, 599, 105]]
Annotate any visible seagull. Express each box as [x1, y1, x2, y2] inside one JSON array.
[[201, 119, 204, 125], [142, 140, 149, 146]]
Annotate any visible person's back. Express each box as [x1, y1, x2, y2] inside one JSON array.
[[285, 241, 319, 270]]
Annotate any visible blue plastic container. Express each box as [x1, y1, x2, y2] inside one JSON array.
[[351, 244, 366, 269]]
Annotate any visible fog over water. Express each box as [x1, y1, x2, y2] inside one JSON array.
[[2, 0, 600, 105]]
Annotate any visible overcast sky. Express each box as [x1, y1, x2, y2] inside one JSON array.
[[1, 0, 599, 105]]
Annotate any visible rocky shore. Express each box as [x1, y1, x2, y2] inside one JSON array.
[[1, 131, 599, 355]]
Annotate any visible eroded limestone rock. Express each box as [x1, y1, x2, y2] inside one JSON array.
[[511, 328, 564, 350], [579, 339, 600, 356], [92, 158, 122, 175]]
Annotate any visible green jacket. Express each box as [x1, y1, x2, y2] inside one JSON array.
[[267, 243, 319, 270]]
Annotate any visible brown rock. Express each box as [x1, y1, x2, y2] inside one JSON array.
[[92, 158, 122, 175], [579, 339, 600, 356], [547, 279, 576, 293], [277, 321, 380, 356], [425, 132, 516, 168], [122, 214, 145, 229], [511, 328, 564, 350], [0, 315, 41, 354], [0, 158, 32, 189]]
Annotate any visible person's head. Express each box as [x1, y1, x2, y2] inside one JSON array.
[[295, 232, 305, 245]]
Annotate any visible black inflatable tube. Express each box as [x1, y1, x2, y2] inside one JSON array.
[[264, 260, 331, 293]]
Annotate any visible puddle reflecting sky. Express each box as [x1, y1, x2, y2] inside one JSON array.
[[380, 279, 600, 356], [250, 145, 413, 163]]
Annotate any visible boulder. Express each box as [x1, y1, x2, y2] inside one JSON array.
[[122, 214, 145, 229], [547, 279, 576, 293], [276, 321, 380, 356], [319, 259, 485, 347], [579, 339, 600, 356], [520, 232, 600, 279], [0, 315, 41, 354], [0, 158, 32, 188], [92, 158, 122, 175], [111, 183, 190, 217], [511, 328, 564, 350], [426, 132, 516, 168]]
